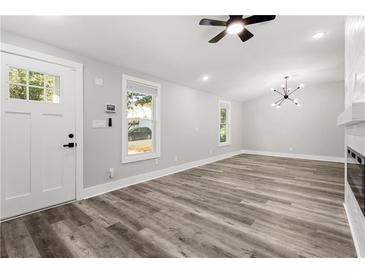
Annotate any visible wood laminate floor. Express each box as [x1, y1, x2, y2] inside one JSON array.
[[0, 154, 356, 257]]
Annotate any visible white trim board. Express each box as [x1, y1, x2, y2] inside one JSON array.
[[343, 180, 365, 258], [343, 202, 363, 258], [241, 149, 344, 163], [0, 42, 84, 201], [82, 150, 243, 199]]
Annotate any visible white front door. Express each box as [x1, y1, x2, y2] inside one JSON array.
[[1, 52, 77, 219]]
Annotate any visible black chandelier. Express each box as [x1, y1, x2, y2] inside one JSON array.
[[271, 76, 304, 109]]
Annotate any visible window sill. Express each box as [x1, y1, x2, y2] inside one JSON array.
[[218, 142, 231, 147], [121, 152, 160, 163]]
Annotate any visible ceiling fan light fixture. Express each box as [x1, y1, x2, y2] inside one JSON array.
[[199, 15, 276, 43], [226, 22, 244, 34]]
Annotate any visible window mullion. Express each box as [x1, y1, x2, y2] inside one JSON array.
[[26, 70, 29, 101]]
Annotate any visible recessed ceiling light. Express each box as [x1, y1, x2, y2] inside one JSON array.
[[312, 32, 326, 39], [227, 22, 244, 35], [202, 75, 209, 81]]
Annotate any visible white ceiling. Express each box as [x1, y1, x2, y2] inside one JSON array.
[[1, 16, 344, 101]]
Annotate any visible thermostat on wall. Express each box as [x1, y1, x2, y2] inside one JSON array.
[[105, 103, 116, 113]]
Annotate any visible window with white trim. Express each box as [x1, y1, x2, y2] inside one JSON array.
[[219, 100, 231, 146], [122, 74, 161, 163]]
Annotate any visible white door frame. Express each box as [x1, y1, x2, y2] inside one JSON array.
[[0, 42, 84, 201]]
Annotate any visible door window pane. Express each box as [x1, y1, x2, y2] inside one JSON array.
[[29, 86, 44, 101], [8, 66, 60, 103], [45, 75, 55, 88], [29, 71, 44, 87], [9, 84, 26, 99], [9, 67, 27, 84], [45, 75, 60, 103]]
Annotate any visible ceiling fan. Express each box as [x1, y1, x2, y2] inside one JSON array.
[[199, 15, 276, 43]]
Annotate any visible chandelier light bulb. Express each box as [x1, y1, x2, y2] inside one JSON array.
[[276, 105, 280, 109], [271, 103, 276, 107], [299, 83, 304, 88], [293, 99, 299, 103], [281, 84, 285, 88], [270, 88, 275, 91], [297, 103, 301, 107]]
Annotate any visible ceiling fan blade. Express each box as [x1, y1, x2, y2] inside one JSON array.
[[209, 30, 227, 43], [199, 18, 227, 27], [242, 15, 276, 25], [229, 15, 243, 20], [238, 28, 254, 42]]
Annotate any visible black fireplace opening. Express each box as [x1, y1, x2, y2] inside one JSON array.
[[347, 147, 365, 215]]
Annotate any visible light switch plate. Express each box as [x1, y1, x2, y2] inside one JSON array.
[[92, 120, 106, 128]]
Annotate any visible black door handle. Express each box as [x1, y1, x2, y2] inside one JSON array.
[[63, 142, 76, 148]]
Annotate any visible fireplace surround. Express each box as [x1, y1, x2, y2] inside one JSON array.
[[347, 146, 365, 216]]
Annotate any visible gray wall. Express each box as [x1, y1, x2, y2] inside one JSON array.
[[1, 31, 243, 189], [241, 81, 345, 157]]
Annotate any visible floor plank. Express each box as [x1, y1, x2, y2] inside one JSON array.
[[0, 154, 356, 257]]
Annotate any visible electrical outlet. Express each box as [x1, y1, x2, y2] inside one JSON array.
[[108, 168, 114, 179]]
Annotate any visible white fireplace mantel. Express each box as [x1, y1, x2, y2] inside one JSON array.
[[337, 101, 365, 126]]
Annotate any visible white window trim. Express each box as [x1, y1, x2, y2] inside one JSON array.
[[121, 74, 161, 163], [218, 99, 231, 147]]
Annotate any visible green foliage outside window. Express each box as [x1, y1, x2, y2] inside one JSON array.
[[127, 91, 152, 109], [220, 107, 227, 142], [8, 67, 59, 102]]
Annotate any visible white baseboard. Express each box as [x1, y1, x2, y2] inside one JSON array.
[[82, 150, 244, 199], [241, 149, 344, 163], [343, 202, 363, 258], [83, 149, 345, 199]]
